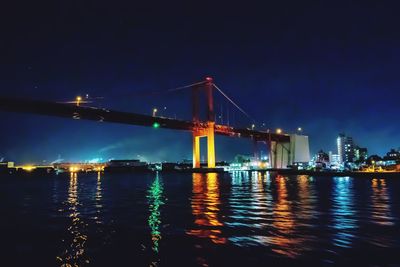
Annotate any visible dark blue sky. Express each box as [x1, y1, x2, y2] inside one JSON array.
[[1, 1, 400, 163]]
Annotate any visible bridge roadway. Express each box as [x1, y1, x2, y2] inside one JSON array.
[[0, 96, 289, 143]]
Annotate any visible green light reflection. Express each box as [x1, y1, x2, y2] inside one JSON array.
[[147, 172, 165, 253]]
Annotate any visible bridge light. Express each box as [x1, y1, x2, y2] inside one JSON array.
[[251, 124, 255, 130], [205, 77, 213, 82], [297, 127, 302, 132], [153, 122, 160, 128], [153, 108, 158, 117], [276, 128, 282, 134], [76, 96, 82, 106]]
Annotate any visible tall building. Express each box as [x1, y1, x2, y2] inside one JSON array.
[[337, 133, 355, 163], [354, 146, 368, 162], [337, 134, 345, 163]]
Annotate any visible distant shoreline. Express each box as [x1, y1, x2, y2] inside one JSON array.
[[2, 167, 400, 178], [273, 169, 400, 178]]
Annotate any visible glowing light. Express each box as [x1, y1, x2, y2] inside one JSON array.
[[94, 166, 104, 172], [193, 135, 201, 168], [207, 122, 216, 168], [152, 108, 158, 117], [76, 96, 82, 106], [153, 122, 160, 128], [297, 127, 302, 132], [276, 128, 282, 134], [69, 166, 79, 172], [22, 165, 36, 172]]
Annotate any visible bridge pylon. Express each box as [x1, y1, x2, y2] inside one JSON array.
[[192, 77, 216, 168]]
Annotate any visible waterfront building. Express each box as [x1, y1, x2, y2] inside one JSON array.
[[54, 162, 105, 172], [337, 133, 355, 163], [383, 149, 400, 165], [330, 154, 341, 170], [0, 161, 14, 168], [328, 152, 341, 166], [337, 134, 345, 163], [384, 148, 400, 160], [108, 159, 147, 167], [105, 159, 148, 171], [354, 146, 368, 163]]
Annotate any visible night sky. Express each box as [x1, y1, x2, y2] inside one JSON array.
[[1, 1, 400, 163]]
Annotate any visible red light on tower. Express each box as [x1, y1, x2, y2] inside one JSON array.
[[205, 77, 213, 82]]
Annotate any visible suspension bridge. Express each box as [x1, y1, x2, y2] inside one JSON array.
[[0, 77, 310, 169]]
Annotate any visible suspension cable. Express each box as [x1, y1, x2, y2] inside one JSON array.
[[139, 80, 207, 96], [213, 83, 254, 122]]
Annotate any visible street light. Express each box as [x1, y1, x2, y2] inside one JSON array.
[[276, 128, 282, 134], [251, 124, 255, 130], [297, 127, 302, 132], [76, 96, 82, 106], [152, 108, 158, 117]]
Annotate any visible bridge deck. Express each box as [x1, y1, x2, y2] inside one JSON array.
[[0, 97, 290, 142]]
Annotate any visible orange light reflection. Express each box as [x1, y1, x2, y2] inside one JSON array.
[[371, 178, 394, 226], [187, 173, 226, 244], [270, 175, 299, 258]]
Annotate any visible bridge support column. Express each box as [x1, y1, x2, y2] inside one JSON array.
[[193, 134, 201, 168], [192, 122, 216, 169], [207, 122, 216, 168]]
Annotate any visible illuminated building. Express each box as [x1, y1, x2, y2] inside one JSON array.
[[54, 162, 105, 173], [329, 152, 341, 168], [380, 148, 400, 166], [354, 146, 368, 163], [337, 133, 355, 163], [0, 161, 14, 169], [383, 148, 400, 161]]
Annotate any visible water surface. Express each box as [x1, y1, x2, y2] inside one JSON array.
[[1, 171, 399, 266]]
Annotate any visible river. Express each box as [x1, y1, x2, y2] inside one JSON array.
[[0, 171, 399, 266]]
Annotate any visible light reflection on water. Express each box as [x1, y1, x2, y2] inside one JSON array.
[[5, 171, 399, 266], [147, 171, 165, 253], [331, 177, 357, 248], [57, 172, 89, 267], [367, 178, 396, 248], [187, 173, 227, 244], [370, 178, 393, 226], [270, 175, 301, 257], [227, 171, 274, 246], [224, 172, 317, 258], [93, 172, 104, 237]]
